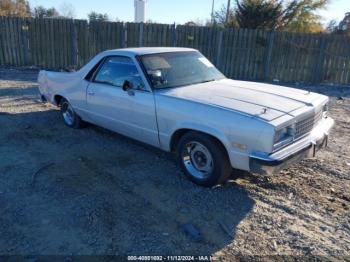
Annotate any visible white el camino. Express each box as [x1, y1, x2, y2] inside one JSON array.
[[38, 47, 334, 187]]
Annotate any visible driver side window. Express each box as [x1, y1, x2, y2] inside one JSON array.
[[94, 56, 145, 90]]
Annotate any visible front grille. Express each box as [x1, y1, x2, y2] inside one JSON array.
[[295, 109, 323, 139]]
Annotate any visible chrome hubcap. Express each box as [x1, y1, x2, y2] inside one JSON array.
[[62, 102, 74, 125], [182, 141, 214, 179]]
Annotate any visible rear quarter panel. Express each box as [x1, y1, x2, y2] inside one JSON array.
[[38, 70, 90, 118]]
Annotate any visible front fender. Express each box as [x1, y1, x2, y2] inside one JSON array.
[[155, 94, 275, 171], [161, 122, 256, 171], [167, 122, 231, 153]]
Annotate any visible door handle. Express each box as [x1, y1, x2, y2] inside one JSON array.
[[88, 91, 95, 96]]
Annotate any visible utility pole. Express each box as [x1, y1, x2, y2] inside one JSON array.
[[211, 0, 215, 24], [225, 0, 231, 24]]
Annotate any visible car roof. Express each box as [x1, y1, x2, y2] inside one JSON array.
[[104, 47, 197, 56]]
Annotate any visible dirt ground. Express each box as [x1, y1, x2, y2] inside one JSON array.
[[0, 68, 349, 259]]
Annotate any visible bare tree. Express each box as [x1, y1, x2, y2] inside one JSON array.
[[213, 0, 328, 32], [59, 2, 76, 19], [338, 12, 350, 35], [325, 19, 339, 33], [213, 3, 238, 27]]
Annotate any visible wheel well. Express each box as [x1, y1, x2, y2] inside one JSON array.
[[170, 129, 190, 152], [170, 129, 229, 157], [54, 95, 64, 106]]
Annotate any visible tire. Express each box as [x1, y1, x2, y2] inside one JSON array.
[[59, 98, 84, 129], [176, 131, 232, 187]]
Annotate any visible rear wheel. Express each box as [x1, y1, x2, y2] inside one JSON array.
[[176, 131, 232, 187], [60, 98, 83, 129]]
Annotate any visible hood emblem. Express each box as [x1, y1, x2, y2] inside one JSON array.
[[261, 107, 268, 114]]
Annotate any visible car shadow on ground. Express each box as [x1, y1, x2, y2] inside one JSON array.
[[0, 109, 255, 255], [0, 68, 39, 82], [0, 86, 39, 96]]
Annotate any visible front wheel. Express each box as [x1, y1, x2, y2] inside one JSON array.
[[60, 98, 84, 129], [176, 131, 232, 187]]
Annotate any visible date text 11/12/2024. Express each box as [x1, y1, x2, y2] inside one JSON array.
[[127, 255, 217, 261]]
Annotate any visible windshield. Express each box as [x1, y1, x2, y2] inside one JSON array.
[[139, 51, 226, 89]]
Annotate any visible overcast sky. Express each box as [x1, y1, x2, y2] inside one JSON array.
[[28, 0, 347, 25]]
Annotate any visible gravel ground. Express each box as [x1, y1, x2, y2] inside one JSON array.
[[0, 68, 349, 259]]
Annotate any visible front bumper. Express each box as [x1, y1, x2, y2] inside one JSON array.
[[249, 117, 334, 175]]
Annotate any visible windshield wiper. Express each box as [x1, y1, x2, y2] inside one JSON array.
[[199, 79, 216, 84], [155, 79, 217, 90]]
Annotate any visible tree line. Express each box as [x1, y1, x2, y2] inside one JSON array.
[[0, 0, 349, 35], [0, 0, 114, 22], [191, 0, 349, 35]]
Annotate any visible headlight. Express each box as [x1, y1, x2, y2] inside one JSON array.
[[273, 125, 295, 150], [274, 127, 288, 143]]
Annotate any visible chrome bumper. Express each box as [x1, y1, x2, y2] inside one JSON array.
[[249, 117, 334, 175]]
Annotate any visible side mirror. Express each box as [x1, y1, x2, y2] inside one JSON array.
[[148, 70, 165, 87], [122, 80, 133, 91]]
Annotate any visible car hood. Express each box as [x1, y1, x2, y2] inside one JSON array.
[[156, 79, 326, 122]]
